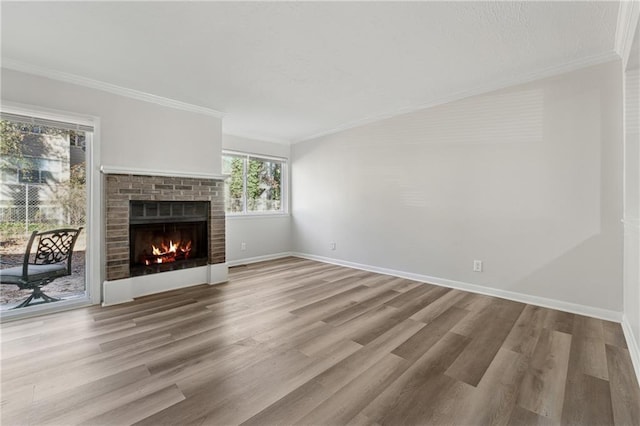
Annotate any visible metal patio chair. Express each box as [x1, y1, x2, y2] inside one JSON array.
[[0, 227, 83, 309]]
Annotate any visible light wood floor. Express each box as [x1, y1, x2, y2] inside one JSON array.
[[1, 257, 639, 425]]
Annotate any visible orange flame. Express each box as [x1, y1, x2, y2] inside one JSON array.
[[145, 239, 192, 265]]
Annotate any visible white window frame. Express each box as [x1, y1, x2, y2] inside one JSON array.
[[0, 102, 101, 321], [222, 150, 288, 217]]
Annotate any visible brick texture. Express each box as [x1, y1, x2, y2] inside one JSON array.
[[105, 174, 225, 281]]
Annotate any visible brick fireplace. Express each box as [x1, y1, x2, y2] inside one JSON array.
[[103, 173, 227, 305]]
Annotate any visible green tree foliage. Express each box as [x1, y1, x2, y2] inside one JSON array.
[[224, 155, 282, 212], [1, 120, 65, 170], [229, 157, 244, 199], [1, 120, 27, 168], [267, 163, 281, 201], [51, 163, 86, 225], [247, 159, 263, 200], [0, 120, 86, 225], [227, 157, 244, 211]]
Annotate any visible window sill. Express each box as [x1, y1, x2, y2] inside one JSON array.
[[0, 295, 93, 322], [226, 213, 290, 220]]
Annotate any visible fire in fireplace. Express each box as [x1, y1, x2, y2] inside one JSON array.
[[129, 201, 209, 276], [141, 236, 192, 265]]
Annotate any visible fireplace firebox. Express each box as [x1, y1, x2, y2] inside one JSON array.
[[129, 201, 209, 277]]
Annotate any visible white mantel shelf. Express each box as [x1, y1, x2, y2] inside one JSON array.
[[100, 165, 225, 180]]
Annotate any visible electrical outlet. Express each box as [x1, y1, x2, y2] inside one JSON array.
[[241, 242, 246, 251], [473, 260, 483, 272], [329, 242, 336, 250]]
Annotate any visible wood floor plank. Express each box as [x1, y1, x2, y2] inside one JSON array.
[[606, 344, 640, 426], [502, 304, 548, 355], [297, 304, 399, 356], [391, 306, 469, 361], [569, 314, 609, 380], [562, 318, 615, 426], [196, 341, 363, 425], [28, 365, 152, 424], [349, 286, 451, 346], [603, 320, 628, 349], [409, 288, 468, 324], [0, 383, 34, 426], [561, 373, 614, 426], [516, 328, 572, 421], [450, 295, 520, 336], [241, 377, 333, 426], [79, 384, 185, 426], [321, 289, 400, 326], [312, 318, 425, 391], [445, 299, 525, 386], [136, 347, 314, 425], [296, 353, 408, 425], [245, 318, 424, 425], [459, 348, 529, 426], [1, 257, 637, 425], [453, 292, 494, 312], [361, 332, 471, 425], [384, 281, 436, 308], [508, 406, 557, 426], [346, 413, 381, 426], [290, 284, 370, 317]]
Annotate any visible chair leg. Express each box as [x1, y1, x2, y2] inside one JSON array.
[[12, 286, 60, 309], [14, 293, 37, 309]]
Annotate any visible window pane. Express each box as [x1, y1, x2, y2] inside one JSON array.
[[221, 154, 237, 175], [247, 158, 282, 212], [0, 117, 88, 310], [18, 169, 38, 183], [223, 155, 245, 213]]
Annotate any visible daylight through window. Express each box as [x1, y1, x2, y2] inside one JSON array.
[[222, 152, 286, 214], [0, 113, 90, 310]]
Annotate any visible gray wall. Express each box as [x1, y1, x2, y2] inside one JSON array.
[[623, 28, 640, 367], [292, 60, 623, 313], [222, 134, 292, 264], [1, 69, 222, 175]]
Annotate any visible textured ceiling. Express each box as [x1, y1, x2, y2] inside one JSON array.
[[1, 1, 620, 143]]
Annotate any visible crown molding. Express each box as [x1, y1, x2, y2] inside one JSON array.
[[2, 58, 225, 119], [223, 131, 291, 146], [100, 165, 225, 180], [293, 51, 620, 144], [615, 0, 640, 69]]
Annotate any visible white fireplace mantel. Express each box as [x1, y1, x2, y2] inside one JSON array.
[[100, 165, 226, 180]]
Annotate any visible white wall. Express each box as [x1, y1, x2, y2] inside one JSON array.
[[222, 134, 291, 264], [292, 60, 623, 314], [623, 24, 640, 376], [1, 69, 222, 175]]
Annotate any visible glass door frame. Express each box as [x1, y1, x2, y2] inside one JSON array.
[[0, 101, 101, 321]]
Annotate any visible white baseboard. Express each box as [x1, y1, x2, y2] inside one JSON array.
[[227, 252, 294, 267], [621, 315, 640, 386], [292, 252, 623, 323]]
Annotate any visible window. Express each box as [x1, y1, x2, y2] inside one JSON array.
[[222, 151, 286, 215], [1, 110, 93, 313], [18, 168, 39, 183]]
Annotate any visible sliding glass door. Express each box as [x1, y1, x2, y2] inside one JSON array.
[[0, 114, 90, 312]]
